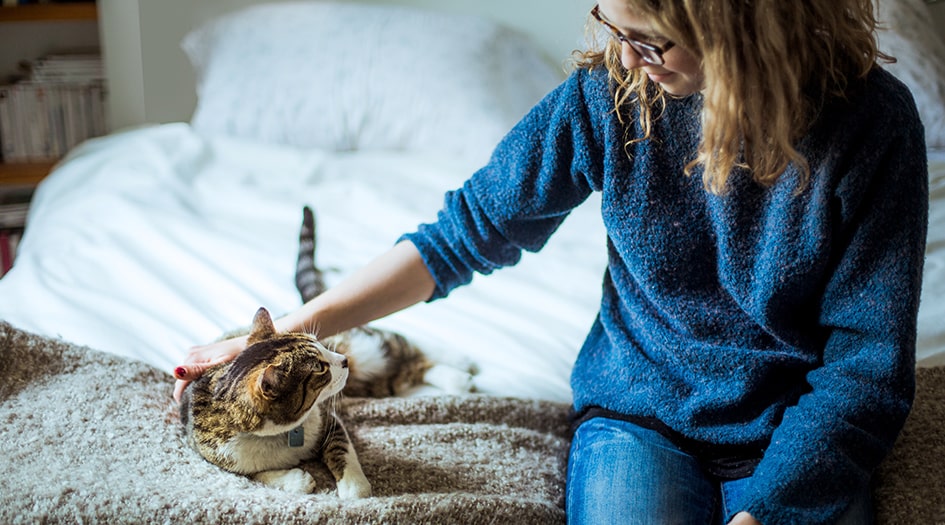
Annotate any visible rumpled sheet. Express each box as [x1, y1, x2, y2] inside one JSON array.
[[0, 123, 607, 402]]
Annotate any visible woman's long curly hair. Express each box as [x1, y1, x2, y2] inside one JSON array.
[[576, 0, 892, 194]]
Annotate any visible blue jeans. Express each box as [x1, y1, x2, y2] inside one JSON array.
[[566, 416, 872, 524]]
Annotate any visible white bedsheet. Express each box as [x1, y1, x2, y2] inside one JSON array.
[[1, 125, 943, 405], [0, 124, 606, 402]]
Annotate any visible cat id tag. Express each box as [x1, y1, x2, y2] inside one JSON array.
[[288, 426, 304, 447]]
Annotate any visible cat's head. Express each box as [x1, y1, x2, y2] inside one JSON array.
[[217, 307, 348, 432]]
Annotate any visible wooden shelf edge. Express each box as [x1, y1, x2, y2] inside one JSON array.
[[0, 3, 97, 23], [0, 162, 56, 186]]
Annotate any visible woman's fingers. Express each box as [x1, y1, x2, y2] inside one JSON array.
[[171, 338, 246, 402]]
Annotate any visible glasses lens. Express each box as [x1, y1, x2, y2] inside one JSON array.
[[631, 43, 663, 65]]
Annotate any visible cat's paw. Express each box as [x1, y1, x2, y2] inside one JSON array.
[[424, 363, 475, 394], [254, 468, 316, 494], [336, 474, 372, 499]]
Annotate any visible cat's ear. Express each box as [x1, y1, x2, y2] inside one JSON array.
[[247, 307, 277, 345], [254, 364, 284, 401]]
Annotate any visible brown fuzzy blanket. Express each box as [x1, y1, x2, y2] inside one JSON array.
[[0, 321, 942, 524]]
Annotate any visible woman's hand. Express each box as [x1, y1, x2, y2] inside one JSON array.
[[171, 241, 435, 403], [172, 335, 248, 402], [728, 512, 761, 525]]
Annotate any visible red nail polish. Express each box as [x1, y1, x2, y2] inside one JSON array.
[[174, 367, 187, 379]]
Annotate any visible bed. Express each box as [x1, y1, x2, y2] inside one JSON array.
[[1, 0, 944, 523]]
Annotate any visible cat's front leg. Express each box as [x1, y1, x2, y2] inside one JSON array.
[[335, 457, 372, 499], [323, 417, 372, 499], [253, 468, 317, 494]]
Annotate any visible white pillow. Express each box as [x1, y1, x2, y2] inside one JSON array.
[[182, 1, 563, 165], [876, 0, 945, 149]]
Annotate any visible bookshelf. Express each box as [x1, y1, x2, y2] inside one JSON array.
[[0, 1, 98, 186], [0, 2, 97, 276]]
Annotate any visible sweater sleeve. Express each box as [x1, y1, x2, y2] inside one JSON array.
[[743, 82, 929, 524], [402, 70, 602, 300]]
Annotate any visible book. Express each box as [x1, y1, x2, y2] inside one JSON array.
[[0, 227, 20, 279], [0, 52, 106, 163], [23, 53, 105, 84], [7, 229, 19, 266], [4, 86, 29, 162], [0, 85, 18, 162], [1, 191, 28, 278], [0, 80, 106, 162], [28, 84, 51, 160], [0, 229, 12, 278], [0, 185, 31, 278], [0, 202, 28, 229], [0, 185, 33, 229]]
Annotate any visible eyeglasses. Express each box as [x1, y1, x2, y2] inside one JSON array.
[[590, 5, 675, 66]]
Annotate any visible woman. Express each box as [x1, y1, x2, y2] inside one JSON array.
[[174, 0, 929, 523]]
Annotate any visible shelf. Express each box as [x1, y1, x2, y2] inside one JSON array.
[[0, 3, 96, 187], [0, 2, 98, 185], [0, 162, 55, 186], [0, 3, 97, 23]]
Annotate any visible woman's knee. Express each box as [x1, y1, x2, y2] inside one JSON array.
[[566, 416, 717, 524]]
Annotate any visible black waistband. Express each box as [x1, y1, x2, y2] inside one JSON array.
[[570, 406, 767, 480]]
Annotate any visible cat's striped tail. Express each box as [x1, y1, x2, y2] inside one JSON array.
[[295, 206, 327, 303]]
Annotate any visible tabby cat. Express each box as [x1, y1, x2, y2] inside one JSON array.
[[179, 206, 472, 497]]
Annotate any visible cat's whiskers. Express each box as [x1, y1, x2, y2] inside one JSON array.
[[300, 318, 321, 337]]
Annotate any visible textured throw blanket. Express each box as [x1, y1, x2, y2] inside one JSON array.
[[0, 321, 942, 524]]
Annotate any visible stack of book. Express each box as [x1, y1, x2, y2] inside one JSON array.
[[0, 185, 32, 278], [0, 52, 107, 163]]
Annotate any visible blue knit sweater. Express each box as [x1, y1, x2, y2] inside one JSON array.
[[404, 66, 928, 524]]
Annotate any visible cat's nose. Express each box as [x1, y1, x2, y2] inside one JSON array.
[[341, 358, 349, 369]]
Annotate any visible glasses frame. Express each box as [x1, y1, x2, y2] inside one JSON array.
[[590, 5, 675, 66]]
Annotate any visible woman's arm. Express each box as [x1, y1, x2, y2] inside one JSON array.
[[276, 240, 436, 337], [173, 70, 602, 402], [739, 73, 928, 523], [172, 240, 435, 401]]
